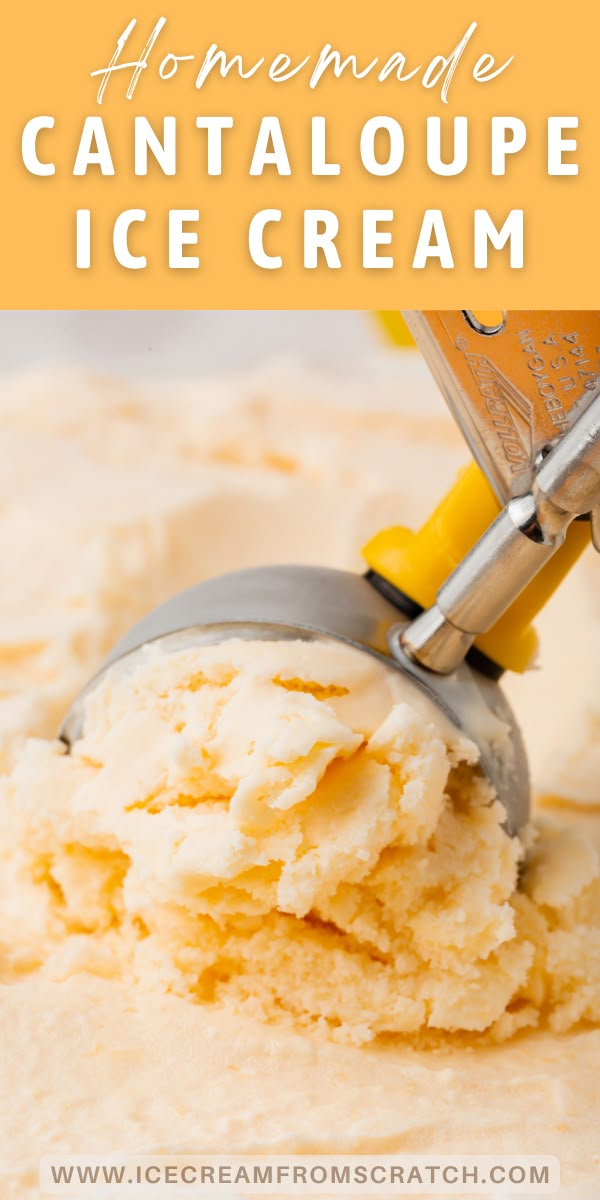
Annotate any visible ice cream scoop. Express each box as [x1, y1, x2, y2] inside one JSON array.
[[61, 311, 600, 835]]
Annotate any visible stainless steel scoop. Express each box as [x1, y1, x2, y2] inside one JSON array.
[[61, 311, 600, 836]]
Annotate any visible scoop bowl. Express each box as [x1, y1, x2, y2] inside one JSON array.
[[60, 565, 529, 834]]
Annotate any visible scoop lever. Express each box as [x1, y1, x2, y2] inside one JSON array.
[[402, 310, 600, 503]]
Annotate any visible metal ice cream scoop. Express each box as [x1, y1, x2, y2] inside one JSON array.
[[61, 311, 600, 836], [396, 311, 600, 674]]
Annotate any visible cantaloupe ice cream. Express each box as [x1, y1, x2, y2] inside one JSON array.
[[0, 357, 599, 1198]]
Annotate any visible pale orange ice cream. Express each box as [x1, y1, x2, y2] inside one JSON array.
[[0, 358, 598, 1199]]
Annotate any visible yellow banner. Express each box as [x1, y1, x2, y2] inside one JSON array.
[[1, 0, 598, 308]]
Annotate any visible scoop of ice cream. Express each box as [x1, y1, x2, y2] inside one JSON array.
[[1, 637, 598, 1045]]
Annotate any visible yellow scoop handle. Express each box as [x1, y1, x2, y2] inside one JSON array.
[[363, 463, 590, 673]]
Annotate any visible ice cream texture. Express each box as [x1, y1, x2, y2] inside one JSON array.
[[3, 634, 599, 1047], [0, 358, 599, 1197]]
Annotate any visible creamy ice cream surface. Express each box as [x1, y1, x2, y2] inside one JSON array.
[[0, 359, 599, 1198]]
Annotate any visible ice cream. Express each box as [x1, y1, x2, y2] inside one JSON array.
[[0, 357, 599, 1198], [3, 634, 598, 1045]]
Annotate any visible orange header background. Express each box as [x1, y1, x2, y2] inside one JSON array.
[[1, 0, 598, 309]]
